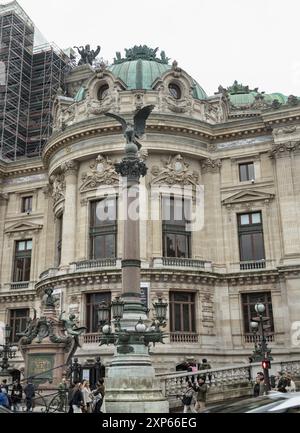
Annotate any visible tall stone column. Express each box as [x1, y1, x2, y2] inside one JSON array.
[[272, 144, 300, 262], [60, 160, 79, 268], [201, 158, 224, 269]]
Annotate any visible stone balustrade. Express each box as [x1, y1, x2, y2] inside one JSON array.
[[230, 260, 276, 272], [170, 333, 199, 343], [244, 333, 275, 343], [83, 333, 102, 344], [153, 257, 212, 271], [157, 360, 300, 410], [74, 258, 120, 270]]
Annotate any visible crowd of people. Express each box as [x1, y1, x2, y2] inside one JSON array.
[[253, 370, 297, 396], [0, 377, 106, 413]]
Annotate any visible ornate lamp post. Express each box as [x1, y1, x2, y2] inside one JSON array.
[[100, 106, 169, 413], [250, 302, 273, 391], [0, 325, 18, 382]]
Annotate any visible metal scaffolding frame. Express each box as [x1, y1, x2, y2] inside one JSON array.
[[0, 2, 69, 161]]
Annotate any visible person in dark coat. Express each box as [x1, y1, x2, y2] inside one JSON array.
[[0, 388, 9, 409], [92, 379, 105, 413], [11, 380, 23, 412], [24, 379, 35, 412], [194, 376, 208, 412], [72, 382, 83, 413]]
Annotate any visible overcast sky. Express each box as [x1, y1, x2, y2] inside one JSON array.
[[5, 0, 300, 97]]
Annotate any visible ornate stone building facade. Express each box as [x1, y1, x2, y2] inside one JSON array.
[[1, 42, 300, 377]]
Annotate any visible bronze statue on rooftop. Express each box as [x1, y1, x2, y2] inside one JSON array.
[[73, 44, 101, 66]]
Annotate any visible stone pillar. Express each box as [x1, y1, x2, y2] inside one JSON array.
[[272, 145, 300, 263], [60, 160, 79, 267], [201, 158, 225, 269]]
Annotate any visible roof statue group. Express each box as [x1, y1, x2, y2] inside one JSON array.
[[73, 44, 101, 66]]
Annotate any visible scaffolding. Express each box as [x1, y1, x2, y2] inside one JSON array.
[[0, 1, 69, 161]]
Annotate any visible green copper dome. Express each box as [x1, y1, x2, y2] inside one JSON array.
[[109, 46, 207, 100], [229, 91, 288, 106]]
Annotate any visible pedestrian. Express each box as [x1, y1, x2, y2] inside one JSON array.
[[72, 382, 84, 413], [0, 387, 9, 409], [199, 359, 211, 371], [11, 379, 23, 412], [24, 379, 35, 412], [194, 376, 208, 412], [285, 373, 296, 392], [82, 380, 92, 413], [180, 381, 196, 413], [58, 377, 68, 412], [277, 371, 288, 393], [0, 379, 9, 394], [68, 382, 75, 414], [254, 372, 267, 396], [92, 379, 105, 413]]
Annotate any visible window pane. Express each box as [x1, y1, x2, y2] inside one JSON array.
[[248, 163, 255, 180], [183, 304, 190, 331], [17, 241, 26, 251], [252, 232, 265, 260], [240, 214, 250, 225], [94, 236, 105, 259], [94, 198, 116, 225], [239, 164, 248, 181], [14, 258, 24, 282], [240, 234, 253, 261], [166, 234, 176, 257], [174, 304, 181, 331], [26, 240, 32, 251], [176, 234, 187, 258], [251, 213, 261, 224], [173, 293, 191, 302], [105, 234, 115, 258], [24, 257, 31, 281]]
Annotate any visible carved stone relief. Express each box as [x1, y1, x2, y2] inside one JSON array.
[[49, 174, 65, 204], [151, 154, 199, 186], [80, 154, 119, 192]]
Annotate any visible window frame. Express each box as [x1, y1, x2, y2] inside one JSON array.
[[238, 212, 265, 262], [13, 239, 32, 282], [89, 198, 117, 260], [85, 292, 111, 333], [162, 196, 191, 259], [169, 291, 196, 333], [241, 292, 274, 335], [239, 162, 255, 182], [21, 196, 33, 213], [9, 308, 30, 343]]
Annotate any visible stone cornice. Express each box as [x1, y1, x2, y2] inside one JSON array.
[[0, 292, 36, 303], [0, 161, 44, 178], [33, 265, 300, 292]]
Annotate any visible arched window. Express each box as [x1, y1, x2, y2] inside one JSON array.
[[97, 84, 109, 101], [168, 83, 181, 100]]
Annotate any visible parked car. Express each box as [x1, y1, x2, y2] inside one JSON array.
[[202, 392, 300, 413]]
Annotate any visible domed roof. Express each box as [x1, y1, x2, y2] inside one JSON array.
[[109, 46, 207, 100], [227, 81, 290, 107]]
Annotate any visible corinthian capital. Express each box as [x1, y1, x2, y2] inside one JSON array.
[[61, 160, 79, 176], [201, 158, 222, 173]]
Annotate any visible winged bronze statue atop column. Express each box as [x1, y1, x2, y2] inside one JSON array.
[[105, 105, 155, 154]]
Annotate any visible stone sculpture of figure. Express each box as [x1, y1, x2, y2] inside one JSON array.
[[44, 288, 56, 308], [105, 105, 155, 154], [74, 45, 101, 66], [59, 312, 86, 336]]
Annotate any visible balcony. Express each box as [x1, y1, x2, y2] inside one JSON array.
[[244, 333, 275, 344], [230, 260, 276, 272], [73, 258, 120, 271], [153, 257, 212, 271], [83, 333, 102, 344], [170, 333, 199, 343], [4, 281, 35, 291]]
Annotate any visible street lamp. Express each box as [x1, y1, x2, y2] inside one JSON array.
[[0, 324, 18, 377], [250, 302, 273, 391], [97, 301, 110, 331]]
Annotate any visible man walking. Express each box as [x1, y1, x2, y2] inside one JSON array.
[[194, 376, 208, 412], [24, 379, 35, 412]]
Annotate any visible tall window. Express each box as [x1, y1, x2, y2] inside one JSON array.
[[13, 240, 32, 282], [239, 162, 255, 182], [162, 196, 191, 258], [21, 196, 33, 213], [86, 292, 111, 333], [169, 292, 196, 333], [242, 292, 274, 335], [238, 212, 265, 262], [90, 198, 117, 259], [56, 215, 63, 267], [9, 309, 30, 343]]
